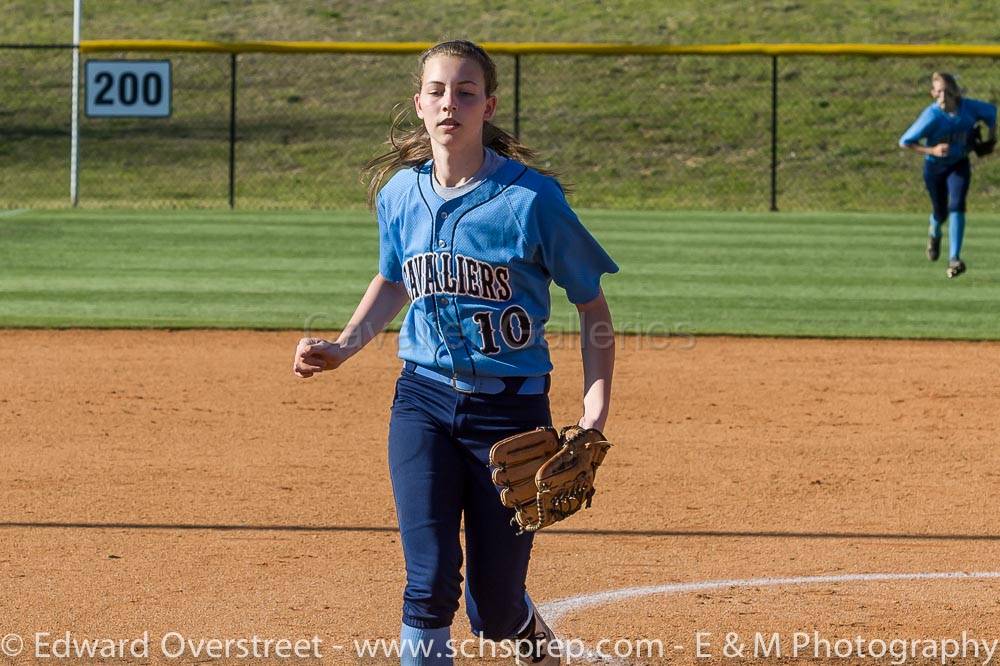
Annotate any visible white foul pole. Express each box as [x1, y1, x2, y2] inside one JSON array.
[[69, 0, 82, 206]]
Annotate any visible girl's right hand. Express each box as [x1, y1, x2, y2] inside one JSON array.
[[930, 143, 950, 157], [293, 337, 347, 378]]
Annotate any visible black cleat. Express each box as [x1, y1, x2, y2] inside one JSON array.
[[926, 236, 941, 261], [514, 603, 560, 665], [946, 259, 966, 278]]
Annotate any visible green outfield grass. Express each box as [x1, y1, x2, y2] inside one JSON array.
[[1, 209, 998, 339]]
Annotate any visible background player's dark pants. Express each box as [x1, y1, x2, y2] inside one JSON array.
[[923, 157, 971, 223], [388, 369, 552, 640]]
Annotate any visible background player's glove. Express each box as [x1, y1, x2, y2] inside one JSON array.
[[489, 425, 611, 534], [971, 121, 996, 157]]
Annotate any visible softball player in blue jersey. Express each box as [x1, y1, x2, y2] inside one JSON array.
[[293, 40, 617, 665], [899, 71, 997, 278]]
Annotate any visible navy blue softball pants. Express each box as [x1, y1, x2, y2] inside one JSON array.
[[923, 157, 971, 222], [387, 368, 551, 640]]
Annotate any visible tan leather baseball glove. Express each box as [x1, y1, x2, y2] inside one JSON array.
[[489, 425, 611, 534]]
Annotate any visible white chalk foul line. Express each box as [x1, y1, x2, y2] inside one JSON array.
[[0, 208, 31, 218], [538, 571, 1000, 664]]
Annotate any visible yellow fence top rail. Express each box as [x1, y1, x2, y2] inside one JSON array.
[[79, 40, 1000, 57]]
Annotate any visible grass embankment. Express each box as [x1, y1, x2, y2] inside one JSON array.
[[2, 1, 998, 210]]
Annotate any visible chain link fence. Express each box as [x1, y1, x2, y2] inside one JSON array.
[[1, 46, 73, 209], [1, 44, 997, 211]]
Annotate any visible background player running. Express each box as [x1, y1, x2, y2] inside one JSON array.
[[899, 71, 997, 278]]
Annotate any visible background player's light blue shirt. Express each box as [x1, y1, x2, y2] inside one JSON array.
[[377, 159, 619, 378], [899, 98, 998, 165]]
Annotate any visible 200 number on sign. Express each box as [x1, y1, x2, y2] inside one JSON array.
[[85, 60, 172, 118]]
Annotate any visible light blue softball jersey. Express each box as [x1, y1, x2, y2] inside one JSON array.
[[376, 157, 619, 378], [899, 97, 997, 165]]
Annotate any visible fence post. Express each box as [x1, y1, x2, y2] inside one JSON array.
[[769, 55, 778, 212], [228, 52, 237, 209], [69, 0, 82, 206], [513, 54, 521, 139]]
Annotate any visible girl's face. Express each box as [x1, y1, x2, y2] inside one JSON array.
[[931, 79, 956, 109], [414, 55, 496, 151]]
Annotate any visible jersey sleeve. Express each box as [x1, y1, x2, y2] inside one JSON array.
[[376, 193, 404, 283], [531, 180, 619, 304], [899, 107, 935, 146], [971, 98, 998, 128]]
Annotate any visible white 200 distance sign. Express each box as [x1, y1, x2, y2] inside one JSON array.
[[85, 60, 172, 118]]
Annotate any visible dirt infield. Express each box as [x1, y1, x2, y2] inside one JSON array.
[[3, 330, 1000, 664]]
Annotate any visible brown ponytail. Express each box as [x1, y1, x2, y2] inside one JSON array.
[[364, 40, 559, 209]]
